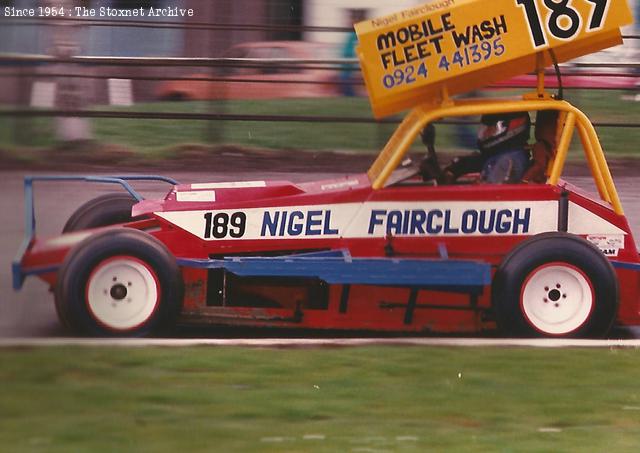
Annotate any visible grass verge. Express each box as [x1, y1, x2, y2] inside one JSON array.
[[1, 346, 640, 452], [0, 90, 638, 162]]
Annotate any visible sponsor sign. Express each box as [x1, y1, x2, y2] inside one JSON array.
[[156, 200, 625, 242], [176, 191, 216, 202], [355, 0, 633, 117], [191, 181, 267, 189], [587, 234, 624, 256]]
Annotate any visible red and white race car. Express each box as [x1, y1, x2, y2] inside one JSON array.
[[12, 0, 640, 338], [12, 95, 640, 338]]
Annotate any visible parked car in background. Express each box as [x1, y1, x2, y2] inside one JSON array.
[[157, 41, 340, 101], [494, 45, 639, 91], [493, 70, 639, 91]]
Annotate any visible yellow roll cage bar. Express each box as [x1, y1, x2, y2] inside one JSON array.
[[367, 89, 623, 216]]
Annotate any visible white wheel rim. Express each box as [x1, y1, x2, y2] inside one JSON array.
[[86, 257, 159, 331], [521, 263, 594, 335]]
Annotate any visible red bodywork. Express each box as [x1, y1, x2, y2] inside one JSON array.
[[20, 173, 640, 335]]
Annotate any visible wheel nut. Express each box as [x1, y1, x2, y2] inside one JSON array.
[[110, 284, 128, 301]]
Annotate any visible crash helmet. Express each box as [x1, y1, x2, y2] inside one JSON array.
[[477, 112, 530, 154]]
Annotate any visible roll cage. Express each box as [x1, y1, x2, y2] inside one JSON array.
[[355, 0, 632, 216], [367, 92, 624, 215]]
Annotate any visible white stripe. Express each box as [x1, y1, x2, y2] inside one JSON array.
[[1, 338, 640, 348], [191, 181, 266, 189], [176, 191, 216, 202]]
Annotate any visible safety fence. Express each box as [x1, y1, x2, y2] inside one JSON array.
[[0, 17, 638, 153], [0, 54, 637, 122]]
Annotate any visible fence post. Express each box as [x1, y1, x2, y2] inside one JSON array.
[[52, 0, 92, 142]]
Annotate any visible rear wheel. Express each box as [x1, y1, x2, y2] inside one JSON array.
[[63, 193, 140, 233], [55, 229, 183, 337], [492, 232, 618, 338]]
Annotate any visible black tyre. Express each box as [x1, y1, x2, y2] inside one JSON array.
[[492, 232, 618, 338], [63, 193, 140, 233], [55, 229, 183, 337]]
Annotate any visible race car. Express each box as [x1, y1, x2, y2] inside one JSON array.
[[12, 0, 640, 338]]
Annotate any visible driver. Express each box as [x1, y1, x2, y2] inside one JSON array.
[[422, 112, 532, 184]]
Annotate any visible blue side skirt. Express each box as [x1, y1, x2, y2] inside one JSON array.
[[177, 250, 492, 290]]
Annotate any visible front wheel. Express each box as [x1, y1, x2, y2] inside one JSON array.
[[492, 232, 619, 338], [55, 229, 183, 337]]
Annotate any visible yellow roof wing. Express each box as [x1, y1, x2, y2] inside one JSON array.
[[355, 0, 633, 118]]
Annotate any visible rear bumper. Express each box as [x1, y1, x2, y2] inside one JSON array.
[[12, 174, 178, 290]]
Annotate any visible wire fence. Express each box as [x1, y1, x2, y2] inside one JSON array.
[[0, 54, 637, 122], [1, 15, 638, 36], [0, 17, 352, 33], [0, 17, 638, 154]]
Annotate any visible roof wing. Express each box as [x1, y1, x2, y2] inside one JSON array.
[[355, 0, 633, 118]]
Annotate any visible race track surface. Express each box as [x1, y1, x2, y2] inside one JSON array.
[[2, 166, 640, 339], [1, 338, 640, 348]]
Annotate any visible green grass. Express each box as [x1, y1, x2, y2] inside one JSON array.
[[564, 89, 640, 158], [0, 90, 638, 158], [0, 98, 395, 155], [1, 346, 640, 452], [90, 98, 397, 153]]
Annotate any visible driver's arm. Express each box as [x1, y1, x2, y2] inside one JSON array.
[[442, 154, 485, 183], [419, 124, 444, 181]]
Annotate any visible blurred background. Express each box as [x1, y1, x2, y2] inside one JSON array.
[[0, 0, 638, 166]]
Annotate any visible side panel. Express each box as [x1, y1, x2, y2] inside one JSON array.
[[173, 182, 640, 332]]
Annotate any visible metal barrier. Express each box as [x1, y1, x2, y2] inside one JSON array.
[[0, 54, 637, 122], [0, 20, 637, 150], [0, 17, 353, 33]]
